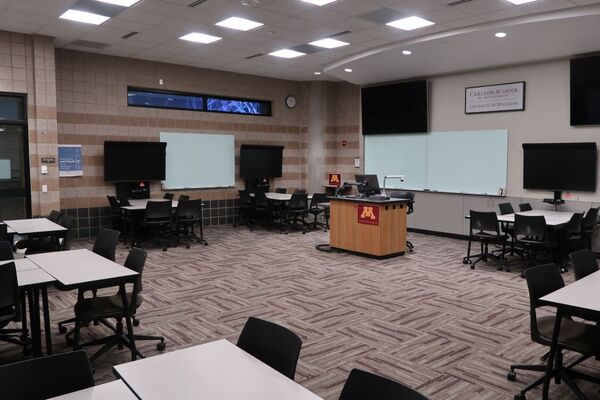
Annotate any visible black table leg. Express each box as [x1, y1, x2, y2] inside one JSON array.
[[27, 289, 42, 357], [41, 286, 53, 355], [19, 291, 29, 341], [542, 309, 562, 399], [119, 283, 137, 361]]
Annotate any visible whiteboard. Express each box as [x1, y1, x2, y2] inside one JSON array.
[[160, 132, 235, 189], [364, 129, 508, 195]]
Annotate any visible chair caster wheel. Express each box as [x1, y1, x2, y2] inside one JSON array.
[[470, 265, 475, 270], [133, 319, 140, 327], [204, 242, 208, 246], [157, 341, 166, 351], [514, 394, 525, 400], [186, 244, 190, 249], [520, 271, 526, 278], [462, 258, 470, 264], [507, 371, 516, 381], [162, 247, 167, 252], [58, 325, 67, 334]]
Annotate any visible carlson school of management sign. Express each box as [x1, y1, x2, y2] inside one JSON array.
[[465, 81, 525, 114]]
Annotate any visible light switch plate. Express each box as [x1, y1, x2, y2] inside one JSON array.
[[354, 158, 360, 168], [42, 184, 48, 193], [41, 165, 48, 174]]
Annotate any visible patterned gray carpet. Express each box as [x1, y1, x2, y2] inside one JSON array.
[[2, 226, 600, 399]]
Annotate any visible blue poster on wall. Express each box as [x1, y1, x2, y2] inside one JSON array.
[[58, 144, 83, 177]]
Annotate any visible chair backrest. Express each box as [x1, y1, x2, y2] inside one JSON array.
[[92, 228, 120, 261], [107, 196, 120, 215], [119, 198, 131, 207], [58, 215, 75, 251], [275, 188, 287, 194], [469, 210, 500, 235], [514, 214, 546, 240], [524, 264, 564, 341], [0, 261, 18, 311], [253, 191, 269, 208], [0, 240, 14, 261], [237, 317, 303, 380], [124, 247, 147, 307], [176, 199, 202, 221], [144, 201, 172, 222], [289, 193, 308, 210], [339, 369, 429, 400], [0, 223, 7, 241], [498, 202, 514, 215], [48, 210, 61, 223], [0, 351, 94, 400], [566, 212, 584, 236], [293, 189, 306, 195], [239, 190, 252, 206], [519, 203, 533, 212], [570, 249, 599, 281], [178, 194, 190, 202], [310, 193, 329, 209], [583, 207, 599, 230], [163, 192, 174, 200]]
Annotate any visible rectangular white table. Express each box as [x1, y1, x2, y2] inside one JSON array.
[[114, 339, 323, 400], [539, 270, 600, 399], [3, 218, 66, 235], [48, 380, 138, 400], [0, 258, 40, 272], [497, 209, 574, 227]]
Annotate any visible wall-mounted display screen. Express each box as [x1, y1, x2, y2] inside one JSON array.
[[239, 145, 283, 179], [571, 55, 600, 126], [104, 141, 167, 182]]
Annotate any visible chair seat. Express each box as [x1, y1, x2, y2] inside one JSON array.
[[75, 293, 142, 323], [472, 232, 508, 241], [537, 315, 600, 355]]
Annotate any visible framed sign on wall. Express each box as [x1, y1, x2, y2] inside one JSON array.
[[465, 81, 525, 114]]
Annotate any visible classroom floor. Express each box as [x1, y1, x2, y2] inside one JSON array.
[[1, 226, 600, 399]]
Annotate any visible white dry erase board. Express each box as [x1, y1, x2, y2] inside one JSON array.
[[160, 132, 235, 190], [365, 129, 508, 196]]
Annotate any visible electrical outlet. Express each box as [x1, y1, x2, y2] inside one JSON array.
[[354, 158, 360, 168]]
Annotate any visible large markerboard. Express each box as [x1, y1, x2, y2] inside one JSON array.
[[160, 132, 235, 190], [365, 129, 508, 195]]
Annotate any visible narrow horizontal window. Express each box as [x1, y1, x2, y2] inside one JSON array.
[[206, 97, 271, 116], [127, 89, 204, 111]]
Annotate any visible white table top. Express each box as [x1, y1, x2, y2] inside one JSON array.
[[0, 258, 40, 272], [0, 259, 55, 287], [1, 222, 15, 234], [27, 249, 137, 287], [251, 192, 313, 201], [121, 199, 178, 211], [541, 270, 600, 313], [497, 210, 574, 227], [114, 339, 323, 400], [48, 380, 138, 400], [3, 218, 66, 235]]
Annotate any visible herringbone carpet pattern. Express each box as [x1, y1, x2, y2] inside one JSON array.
[[2, 226, 600, 399]]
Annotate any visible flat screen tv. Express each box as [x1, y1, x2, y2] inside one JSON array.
[[571, 54, 600, 126], [239, 145, 283, 179], [104, 141, 167, 182], [522, 142, 597, 192], [361, 80, 428, 135]]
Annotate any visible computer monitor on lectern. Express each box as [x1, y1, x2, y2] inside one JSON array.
[[355, 174, 381, 195]]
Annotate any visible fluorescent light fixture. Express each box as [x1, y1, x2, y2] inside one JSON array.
[[309, 38, 349, 49], [505, 0, 540, 4], [314, 72, 322, 75], [402, 50, 412, 55], [386, 16, 435, 31], [95, 0, 140, 6], [269, 49, 306, 59], [344, 68, 352, 72], [301, 0, 338, 5], [180, 32, 222, 44], [216, 17, 263, 31], [495, 32, 507, 38], [59, 9, 110, 25]]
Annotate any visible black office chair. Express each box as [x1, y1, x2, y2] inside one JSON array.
[[275, 188, 287, 194], [464, 210, 507, 270], [513, 214, 548, 277], [0, 223, 7, 242], [339, 369, 429, 400], [565, 212, 585, 252], [282, 193, 308, 234], [0, 351, 94, 400], [237, 317, 302, 380], [0, 240, 13, 261], [519, 203, 533, 212], [73, 247, 166, 363], [234, 190, 254, 228], [508, 264, 600, 400], [389, 190, 416, 252], [307, 193, 329, 232], [48, 209, 61, 223], [58, 214, 75, 251], [178, 194, 190, 202], [581, 207, 599, 249], [163, 192, 174, 200], [174, 199, 207, 248], [141, 201, 173, 251], [92, 228, 120, 261], [293, 189, 307, 195], [107, 195, 124, 232], [0, 262, 25, 351], [570, 249, 599, 281], [499, 203, 515, 215], [253, 191, 275, 230]]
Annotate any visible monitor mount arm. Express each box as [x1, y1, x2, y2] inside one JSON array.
[[381, 175, 406, 197]]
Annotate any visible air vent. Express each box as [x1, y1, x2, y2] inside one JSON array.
[[121, 31, 138, 39], [245, 53, 263, 60], [447, 0, 473, 6], [70, 40, 108, 50], [188, 0, 207, 7]]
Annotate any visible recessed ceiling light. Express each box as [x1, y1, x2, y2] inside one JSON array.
[[96, 0, 140, 6], [505, 0, 540, 4], [344, 68, 352, 72], [495, 32, 507, 38], [402, 50, 412, 55], [216, 17, 263, 31], [269, 49, 306, 59], [59, 9, 110, 25], [386, 16, 435, 31], [309, 38, 349, 49], [314, 71, 322, 75], [301, 0, 338, 5], [180, 32, 222, 44]]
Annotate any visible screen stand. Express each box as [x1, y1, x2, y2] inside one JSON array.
[[543, 190, 565, 210]]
